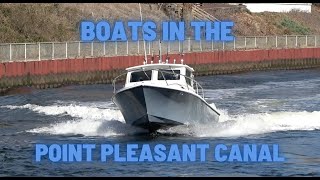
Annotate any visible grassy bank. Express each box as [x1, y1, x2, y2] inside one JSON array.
[[1, 3, 320, 43]]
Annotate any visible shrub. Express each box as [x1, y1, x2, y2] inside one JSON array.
[[280, 18, 310, 35]]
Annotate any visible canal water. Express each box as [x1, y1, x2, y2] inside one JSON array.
[[1, 69, 320, 176]]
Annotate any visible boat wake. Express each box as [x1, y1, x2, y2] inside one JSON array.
[[161, 107, 320, 137], [2, 102, 320, 138]]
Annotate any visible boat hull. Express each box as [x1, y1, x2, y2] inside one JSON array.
[[112, 85, 219, 132]]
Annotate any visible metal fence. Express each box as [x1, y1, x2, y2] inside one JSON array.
[[0, 35, 320, 62]]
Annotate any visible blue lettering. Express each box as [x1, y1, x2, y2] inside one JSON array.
[[114, 144, 126, 162], [169, 22, 184, 41], [273, 144, 285, 162], [101, 144, 114, 162], [197, 144, 209, 162], [127, 144, 138, 162], [83, 144, 95, 162], [215, 144, 227, 162], [167, 144, 181, 162], [96, 21, 111, 41], [35, 144, 48, 162], [182, 144, 196, 162], [49, 144, 61, 162], [68, 144, 82, 162], [162, 21, 169, 41], [143, 21, 156, 41], [154, 144, 166, 162], [80, 21, 95, 41], [62, 144, 68, 162], [258, 144, 272, 162], [228, 144, 242, 162], [111, 21, 127, 41], [80, 20, 234, 42], [139, 144, 153, 162], [128, 21, 142, 41], [221, 21, 234, 41], [243, 144, 257, 162], [206, 21, 220, 41], [191, 22, 205, 41]]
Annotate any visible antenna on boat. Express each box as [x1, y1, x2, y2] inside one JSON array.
[[179, 10, 184, 65], [139, 3, 148, 64], [166, 40, 169, 64], [159, 39, 162, 63], [151, 51, 154, 64], [180, 37, 184, 64], [181, 53, 184, 64]]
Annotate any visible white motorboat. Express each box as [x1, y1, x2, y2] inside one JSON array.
[[112, 59, 220, 133]]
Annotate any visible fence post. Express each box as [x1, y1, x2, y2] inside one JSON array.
[[211, 39, 213, 51], [91, 41, 94, 56], [222, 41, 225, 50], [233, 38, 236, 50], [38, 42, 41, 60], [78, 41, 81, 57], [9, 43, 12, 61], [126, 40, 128, 55], [285, 35, 288, 48], [137, 40, 140, 54], [200, 39, 202, 51], [276, 36, 278, 48], [65, 42, 68, 59], [24, 43, 27, 61], [52, 42, 55, 60], [179, 41, 181, 53], [159, 39, 161, 60], [168, 41, 171, 53], [244, 37, 247, 49], [295, 36, 298, 47], [305, 35, 308, 46], [315, 36, 317, 47], [254, 36, 257, 48], [188, 37, 191, 52], [115, 41, 118, 55], [265, 36, 268, 48], [148, 41, 151, 55], [104, 41, 106, 56]]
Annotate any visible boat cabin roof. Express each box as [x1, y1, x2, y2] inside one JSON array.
[[126, 63, 194, 72]]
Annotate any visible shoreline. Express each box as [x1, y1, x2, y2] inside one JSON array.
[[2, 48, 320, 96], [1, 66, 319, 97]]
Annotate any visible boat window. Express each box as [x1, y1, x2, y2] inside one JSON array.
[[186, 69, 192, 86], [158, 70, 180, 80], [130, 70, 152, 82]]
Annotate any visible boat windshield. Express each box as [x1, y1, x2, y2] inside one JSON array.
[[130, 70, 152, 82], [158, 70, 180, 80]]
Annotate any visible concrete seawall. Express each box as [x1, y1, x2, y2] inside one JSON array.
[[1, 48, 320, 95]]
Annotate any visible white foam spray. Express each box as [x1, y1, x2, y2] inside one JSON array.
[[2, 102, 320, 138]]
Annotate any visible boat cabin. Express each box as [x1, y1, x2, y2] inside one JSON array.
[[124, 63, 195, 91]]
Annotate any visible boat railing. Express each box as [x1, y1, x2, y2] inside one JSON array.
[[112, 72, 128, 93], [112, 69, 205, 99], [157, 69, 205, 99]]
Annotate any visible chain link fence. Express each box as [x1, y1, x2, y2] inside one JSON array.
[[1, 35, 320, 62]]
